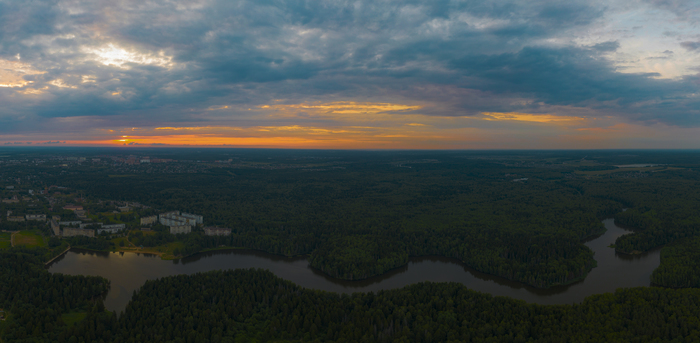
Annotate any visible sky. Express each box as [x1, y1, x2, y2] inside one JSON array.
[[0, 0, 699, 149]]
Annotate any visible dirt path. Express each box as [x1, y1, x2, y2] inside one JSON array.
[[10, 231, 16, 247], [126, 231, 135, 247]]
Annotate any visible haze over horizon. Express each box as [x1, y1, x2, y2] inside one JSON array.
[[1, 0, 699, 149]]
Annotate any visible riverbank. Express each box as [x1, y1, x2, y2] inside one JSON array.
[[44, 246, 71, 265], [49, 218, 661, 314], [61, 217, 616, 289]]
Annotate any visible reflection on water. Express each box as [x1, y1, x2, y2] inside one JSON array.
[[48, 218, 660, 314]]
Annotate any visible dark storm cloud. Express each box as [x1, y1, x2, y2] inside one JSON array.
[[680, 41, 700, 51], [645, 0, 700, 21], [0, 0, 698, 128], [450, 45, 699, 124], [591, 41, 620, 52]]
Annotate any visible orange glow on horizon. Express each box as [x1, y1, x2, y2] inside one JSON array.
[[75, 122, 484, 149], [481, 112, 586, 124], [261, 101, 422, 114]]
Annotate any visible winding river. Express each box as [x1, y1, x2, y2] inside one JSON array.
[[48, 219, 660, 313]]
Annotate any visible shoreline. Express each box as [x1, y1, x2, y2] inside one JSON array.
[[53, 216, 639, 290]]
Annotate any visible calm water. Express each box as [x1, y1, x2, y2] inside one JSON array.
[[49, 219, 660, 313]]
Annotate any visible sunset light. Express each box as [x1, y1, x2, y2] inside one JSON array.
[[0, 0, 698, 148], [5, 1, 700, 341]]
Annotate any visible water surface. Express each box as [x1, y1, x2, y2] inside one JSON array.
[[49, 219, 660, 313]]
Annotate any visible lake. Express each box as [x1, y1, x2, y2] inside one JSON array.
[[48, 218, 660, 313]]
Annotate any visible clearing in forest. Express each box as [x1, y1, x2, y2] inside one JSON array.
[[13, 231, 47, 248]]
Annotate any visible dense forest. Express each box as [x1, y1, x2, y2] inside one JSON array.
[[6, 255, 700, 343], [3, 149, 700, 341], [49, 153, 629, 288], [29, 268, 700, 342], [3, 150, 700, 288], [2, 150, 689, 289], [575, 175, 700, 255], [652, 236, 700, 288], [0, 248, 110, 342]]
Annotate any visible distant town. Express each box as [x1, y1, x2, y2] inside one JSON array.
[[0, 153, 237, 246]]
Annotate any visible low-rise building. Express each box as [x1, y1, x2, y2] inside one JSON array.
[[63, 227, 95, 237], [63, 204, 83, 211], [204, 227, 232, 236], [59, 221, 82, 226], [50, 220, 60, 236], [160, 211, 202, 226], [7, 216, 25, 222], [97, 224, 126, 234], [140, 215, 158, 225], [169, 225, 192, 234], [180, 212, 204, 225], [160, 216, 187, 227], [80, 222, 103, 229], [25, 214, 46, 221]]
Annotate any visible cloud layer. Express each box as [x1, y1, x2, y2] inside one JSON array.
[[1, 0, 699, 148]]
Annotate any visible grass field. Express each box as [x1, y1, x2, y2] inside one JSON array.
[[61, 312, 86, 326], [0, 232, 10, 249], [13, 231, 47, 248], [117, 238, 185, 260]]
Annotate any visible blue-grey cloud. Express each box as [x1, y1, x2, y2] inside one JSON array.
[[681, 41, 700, 51], [591, 41, 620, 52], [0, 0, 698, 132], [645, 0, 700, 21]]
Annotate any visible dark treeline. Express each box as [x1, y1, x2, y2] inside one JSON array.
[[0, 248, 110, 342], [65, 236, 114, 251], [129, 230, 176, 247], [652, 236, 700, 288], [62, 269, 700, 342], [309, 235, 409, 279], [5, 252, 700, 342], [575, 174, 700, 255]]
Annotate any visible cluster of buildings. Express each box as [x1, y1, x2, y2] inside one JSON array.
[[119, 156, 174, 165], [63, 204, 89, 220], [141, 211, 231, 236], [141, 211, 203, 234], [48, 204, 130, 237], [50, 217, 127, 238], [5, 211, 46, 222]]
